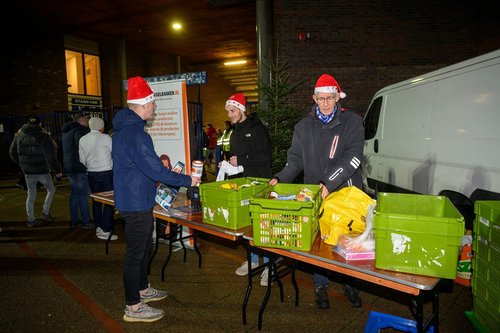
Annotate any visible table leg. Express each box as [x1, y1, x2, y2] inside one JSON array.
[[242, 241, 253, 325], [411, 286, 440, 333], [160, 223, 202, 281], [414, 292, 424, 333], [291, 260, 299, 306], [161, 223, 176, 282], [431, 287, 440, 333], [258, 259, 274, 331]]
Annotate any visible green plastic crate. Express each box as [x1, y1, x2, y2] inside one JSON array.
[[249, 183, 321, 251], [474, 201, 500, 246], [473, 294, 500, 333], [374, 193, 465, 279], [200, 177, 269, 230], [471, 237, 500, 301]]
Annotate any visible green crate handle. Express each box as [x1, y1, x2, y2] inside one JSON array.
[[250, 184, 320, 211], [253, 184, 273, 198]]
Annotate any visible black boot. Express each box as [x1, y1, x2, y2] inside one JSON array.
[[314, 285, 330, 309], [341, 284, 362, 308]]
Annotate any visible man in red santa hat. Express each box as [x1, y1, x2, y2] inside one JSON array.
[[270, 73, 364, 309], [112, 76, 200, 323]]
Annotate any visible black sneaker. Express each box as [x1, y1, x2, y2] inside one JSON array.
[[341, 284, 362, 308], [40, 213, 54, 222], [314, 285, 330, 309], [26, 219, 48, 228]]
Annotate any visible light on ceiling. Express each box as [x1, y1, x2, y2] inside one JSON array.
[[224, 60, 247, 66], [172, 22, 182, 30]]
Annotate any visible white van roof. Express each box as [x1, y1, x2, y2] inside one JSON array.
[[373, 49, 500, 96]]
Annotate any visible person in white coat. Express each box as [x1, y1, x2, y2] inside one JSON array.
[[79, 117, 116, 241]]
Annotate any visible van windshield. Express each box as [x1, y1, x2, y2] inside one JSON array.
[[363, 97, 382, 140]]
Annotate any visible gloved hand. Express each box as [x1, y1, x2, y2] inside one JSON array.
[[187, 186, 201, 212]]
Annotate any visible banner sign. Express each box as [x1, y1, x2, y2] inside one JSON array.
[[144, 78, 192, 174], [124, 72, 207, 89]]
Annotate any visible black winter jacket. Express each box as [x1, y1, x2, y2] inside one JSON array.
[[275, 103, 364, 192], [229, 114, 272, 178], [61, 121, 89, 173], [9, 124, 62, 175]]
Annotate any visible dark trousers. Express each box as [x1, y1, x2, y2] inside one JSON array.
[[88, 170, 114, 232], [122, 209, 154, 306]]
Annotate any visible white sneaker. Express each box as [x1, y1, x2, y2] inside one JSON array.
[[96, 227, 118, 241], [260, 267, 272, 287], [235, 261, 259, 276], [260, 267, 270, 286]]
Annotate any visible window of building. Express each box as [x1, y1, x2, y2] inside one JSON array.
[[65, 50, 101, 96]]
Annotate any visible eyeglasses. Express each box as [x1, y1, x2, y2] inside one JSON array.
[[316, 96, 335, 103]]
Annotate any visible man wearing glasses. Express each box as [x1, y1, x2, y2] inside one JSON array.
[[270, 73, 364, 310]]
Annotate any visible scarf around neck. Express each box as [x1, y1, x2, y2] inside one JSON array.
[[315, 104, 337, 124]]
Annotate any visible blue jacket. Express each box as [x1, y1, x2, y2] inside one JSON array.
[[112, 108, 191, 212]]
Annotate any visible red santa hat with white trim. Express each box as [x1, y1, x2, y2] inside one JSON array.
[[225, 93, 246, 112], [314, 74, 346, 98], [127, 76, 155, 105]]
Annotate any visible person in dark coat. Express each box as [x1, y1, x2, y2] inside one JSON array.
[[226, 93, 272, 178], [270, 74, 364, 309], [225, 93, 273, 286], [61, 113, 92, 228], [9, 114, 62, 227]]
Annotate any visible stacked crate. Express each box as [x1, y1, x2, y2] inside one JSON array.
[[470, 201, 500, 333]]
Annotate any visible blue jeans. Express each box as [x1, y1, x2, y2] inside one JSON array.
[[122, 209, 154, 306], [87, 170, 114, 232], [250, 252, 269, 265], [313, 273, 329, 288], [25, 173, 55, 222], [68, 173, 90, 224]]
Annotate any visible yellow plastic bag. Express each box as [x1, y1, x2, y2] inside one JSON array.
[[319, 186, 376, 245]]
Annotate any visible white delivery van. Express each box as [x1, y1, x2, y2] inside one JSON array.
[[362, 49, 500, 203]]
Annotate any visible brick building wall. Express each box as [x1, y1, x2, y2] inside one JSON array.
[[1, 30, 68, 117], [3, 1, 500, 126], [275, 0, 500, 116]]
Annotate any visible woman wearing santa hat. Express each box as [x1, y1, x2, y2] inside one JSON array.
[[270, 73, 364, 310]]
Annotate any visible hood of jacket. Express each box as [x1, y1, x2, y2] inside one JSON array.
[[113, 108, 146, 132], [20, 123, 44, 136], [61, 121, 82, 133]]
